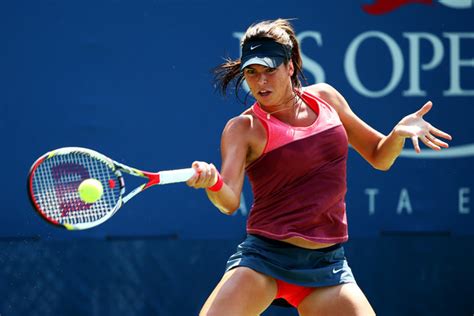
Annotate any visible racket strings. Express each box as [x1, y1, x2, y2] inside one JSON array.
[[31, 152, 121, 226]]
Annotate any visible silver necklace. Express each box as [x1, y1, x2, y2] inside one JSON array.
[[262, 94, 302, 120], [264, 106, 293, 120]]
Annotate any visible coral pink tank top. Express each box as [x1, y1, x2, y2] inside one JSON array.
[[246, 90, 349, 243]]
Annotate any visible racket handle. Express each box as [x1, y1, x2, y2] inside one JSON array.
[[159, 168, 195, 184]]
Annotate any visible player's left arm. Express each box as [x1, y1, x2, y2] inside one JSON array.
[[308, 83, 452, 171]]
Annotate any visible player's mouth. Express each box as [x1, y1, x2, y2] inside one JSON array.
[[258, 90, 272, 97]]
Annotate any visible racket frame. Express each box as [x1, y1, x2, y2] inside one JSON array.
[[27, 147, 194, 230]]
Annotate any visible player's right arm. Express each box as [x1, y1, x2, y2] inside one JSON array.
[[187, 115, 254, 215]]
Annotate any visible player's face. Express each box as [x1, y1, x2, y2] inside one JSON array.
[[243, 61, 294, 107]]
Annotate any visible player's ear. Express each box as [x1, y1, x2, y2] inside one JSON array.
[[287, 60, 294, 77]]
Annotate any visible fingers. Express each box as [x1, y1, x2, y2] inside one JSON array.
[[415, 102, 452, 141], [415, 101, 433, 117], [419, 134, 441, 151], [411, 136, 421, 153], [186, 161, 218, 189], [412, 131, 451, 153], [405, 101, 452, 153], [428, 133, 450, 148], [429, 124, 452, 141]]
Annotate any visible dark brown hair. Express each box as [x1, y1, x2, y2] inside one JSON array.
[[214, 19, 305, 99]]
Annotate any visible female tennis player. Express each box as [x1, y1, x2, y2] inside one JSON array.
[[187, 19, 452, 315]]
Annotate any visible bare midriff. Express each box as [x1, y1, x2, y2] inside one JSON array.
[[283, 236, 337, 250]]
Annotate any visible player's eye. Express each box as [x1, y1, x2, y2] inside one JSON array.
[[244, 68, 255, 75]]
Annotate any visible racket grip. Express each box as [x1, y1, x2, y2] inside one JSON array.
[[159, 168, 195, 184]]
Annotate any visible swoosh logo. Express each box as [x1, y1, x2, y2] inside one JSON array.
[[332, 267, 344, 274], [250, 44, 261, 50], [400, 144, 474, 159]]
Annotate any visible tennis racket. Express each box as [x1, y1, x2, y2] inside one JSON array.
[[27, 147, 195, 230]]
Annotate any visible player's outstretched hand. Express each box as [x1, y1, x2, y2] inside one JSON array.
[[394, 101, 452, 153], [186, 161, 220, 189]]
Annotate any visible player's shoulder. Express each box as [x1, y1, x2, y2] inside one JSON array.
[[224, 108, 257, 131], [303, 83, 349, 112], [222, 108, 264, 141], [304, 83, 339, 99]]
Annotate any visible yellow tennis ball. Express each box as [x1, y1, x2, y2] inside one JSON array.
[[78, 178, 103, 203]]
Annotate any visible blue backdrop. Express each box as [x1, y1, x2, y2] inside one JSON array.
[[1, 0, 473, 315]]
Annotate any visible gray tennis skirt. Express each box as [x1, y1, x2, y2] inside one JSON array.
[[226, 234, 356, 288]]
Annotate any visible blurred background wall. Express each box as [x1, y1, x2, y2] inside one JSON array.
[[1, 0, 473, 315]]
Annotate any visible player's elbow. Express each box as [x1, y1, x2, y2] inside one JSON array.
[[371, 160, 394, 171], [375, 165, 391, 171], [208, 189, 241, 215], [217, 203, 240, 216], [368, 151, 397, 171], [215, 198, 241, 215]]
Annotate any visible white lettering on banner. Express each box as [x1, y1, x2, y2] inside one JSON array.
[[345, 31, 404, 98], [443, 33, 474, 96], [459, 187, 471, 214], [363, 187, 473, 215], [297, 31, 326, 83], [232, 32, 244, 48], [343, 31, 474, 98], [397, 188, 413, 214], [403, 33, 444, 97], [232, 32, 249, 93], [364, 188, 379, 215]]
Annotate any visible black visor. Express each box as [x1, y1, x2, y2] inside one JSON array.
[[240, 39, 291, 70]]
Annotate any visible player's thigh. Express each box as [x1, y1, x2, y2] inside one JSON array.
[[297, 283, 375, 316], [200, 267, 277, 316]]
